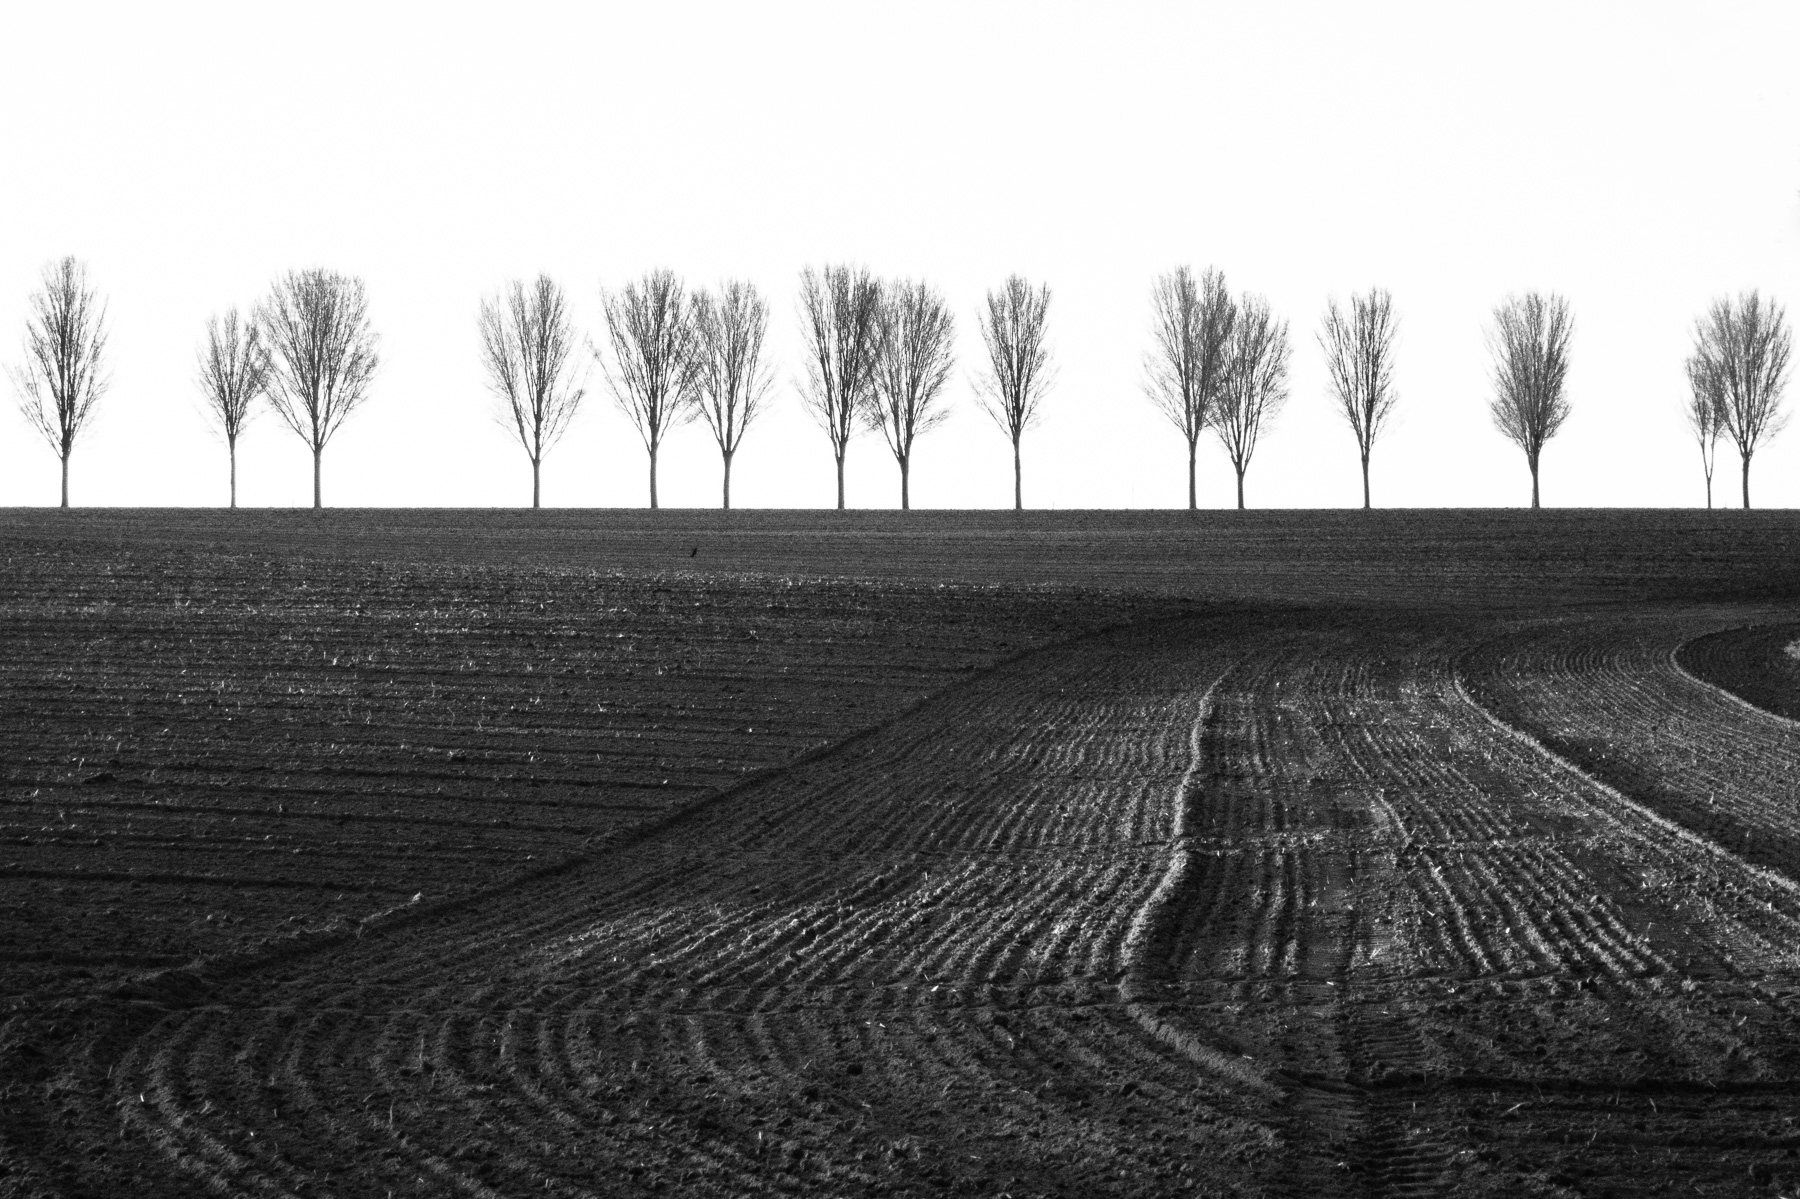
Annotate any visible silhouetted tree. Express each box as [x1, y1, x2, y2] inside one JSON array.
[[1486, 292, 1572, 509], [798, 264, 883, 508], [975, 275, 1053, 509], [1212, 294, 1290, 509], [260, 268, 380, 509], [196, 306, 270, 509], [1319, 288, 1399, 508], [600, 270, 693, 509], [689, 280, 772, 509], [866, 279, 955, 509], [480, 275, 584, 508], [1684, 353, 1725, 509], [1690, 291, 1791, 509], [9, 257, 110, 508], [1145, 266, 1233, 509]]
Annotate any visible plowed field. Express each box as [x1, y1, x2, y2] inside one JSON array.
[[5, 510, 1800, 1198]]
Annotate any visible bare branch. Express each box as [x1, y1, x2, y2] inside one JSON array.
[[1145, 266, 1233, 508], [598, 269, 693, 510], [8, 256, 110, 506], [1683, 352, 1725, 509], [481, 275, 585, 507], [1318, 288, 1399, 508], [1690, 290, 1792, 508], [195, 306, 271, 508], [689, 279, 773, 508], [1212, 293, 1291, 509], [1486, 291, 1573, 508], [798, 264, 883, 509], [258, 268, 380, 508], [864, 278, 955, 509], [975, 275, 1054, 509]]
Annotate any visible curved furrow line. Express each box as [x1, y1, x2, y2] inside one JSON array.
[[115, 1012, 309, 1199], [1460, 611, 1800, 880], [89, 616, 1272, 1197]]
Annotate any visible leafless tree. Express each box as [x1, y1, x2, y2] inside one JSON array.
[[975, 275, 1054, 509], [689, 280, 772, 509], [798, 264, 883, 508], [480, 276, 584, 508], [195, 307, 271, 509], [1684, 354, 1725, 509], [1486, 292, 1573, 509], [1318, 287, 1400, 508], [1144, 266, 1234, 509], [1689, 291, 1791, 509], [259, 268, 380, 509], [599, 270, 694, 509], [865, 279, 955, 509], [1211, 294, 1291, 509], [9, 257, 110, 508]]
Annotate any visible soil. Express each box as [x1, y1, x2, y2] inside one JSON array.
[[4, 510, 1800, 1198]]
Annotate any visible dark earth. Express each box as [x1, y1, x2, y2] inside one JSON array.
[[3, 507, 1800, 1198]]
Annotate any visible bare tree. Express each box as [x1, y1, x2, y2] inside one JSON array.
[[480, 276, 584, 508], [1211, 294, 1291, 509], [975, 275, 1054, 509], [1318, 287, 1400, 508], [9, 257, 110, 508], [689, 280, 772, 509], [195, 307, 270, 509], [866, 279, 955, 509], [260, 268, 380, 509], [798, 264, 883, 508], [1144, 266, 1234, 509], [1684, 353, 1725, 509], [599, 270, 693, 509], [1486, 292, 1573, 509], [1690, 291, 1792, 509]]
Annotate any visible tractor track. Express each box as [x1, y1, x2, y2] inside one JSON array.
[[17, 606, 1800, 1196]]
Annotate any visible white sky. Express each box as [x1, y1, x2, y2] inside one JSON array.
[[2, 1, 1797, 511]]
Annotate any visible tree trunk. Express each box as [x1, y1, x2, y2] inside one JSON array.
[[313, 446, 323, 510], [1187, 439, 1197, 510], [1704, 469, 1713, 510], [60, 451, 69, 509], [1529, 454, 1540, 509], [1235, 466, 1245, 511], [649, 446, 659, 510], [721, 449, 733, 510], [900, 454, 910, 511], [229, 437, 238, 510], [1743, 452, 1752, 509], [1012, 440, 1022, 511], [1361, 453, 1371, 510], [836, 452, 846, 510]]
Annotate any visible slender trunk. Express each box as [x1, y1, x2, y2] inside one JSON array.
[[836, 451, 846, 510], [900, 454, 911, 511], [1013, 439, 1022, 511], [1704, 470, 1713, 510], [1529, 453, 1540, 509], [1361, 452, 1371, 510], [229, 437, 238, 509], [1743, 451, 1752, 510], [649, 445, 659, 510], [1187, 439, 1197, 510], [313, 446, 322, 510], [532, 457, 541, 509], [1235, 466, 1245, 511], [60, 451, 69, 509]]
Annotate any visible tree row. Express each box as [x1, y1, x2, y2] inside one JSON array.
[[8, 257, 1792, 509]]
